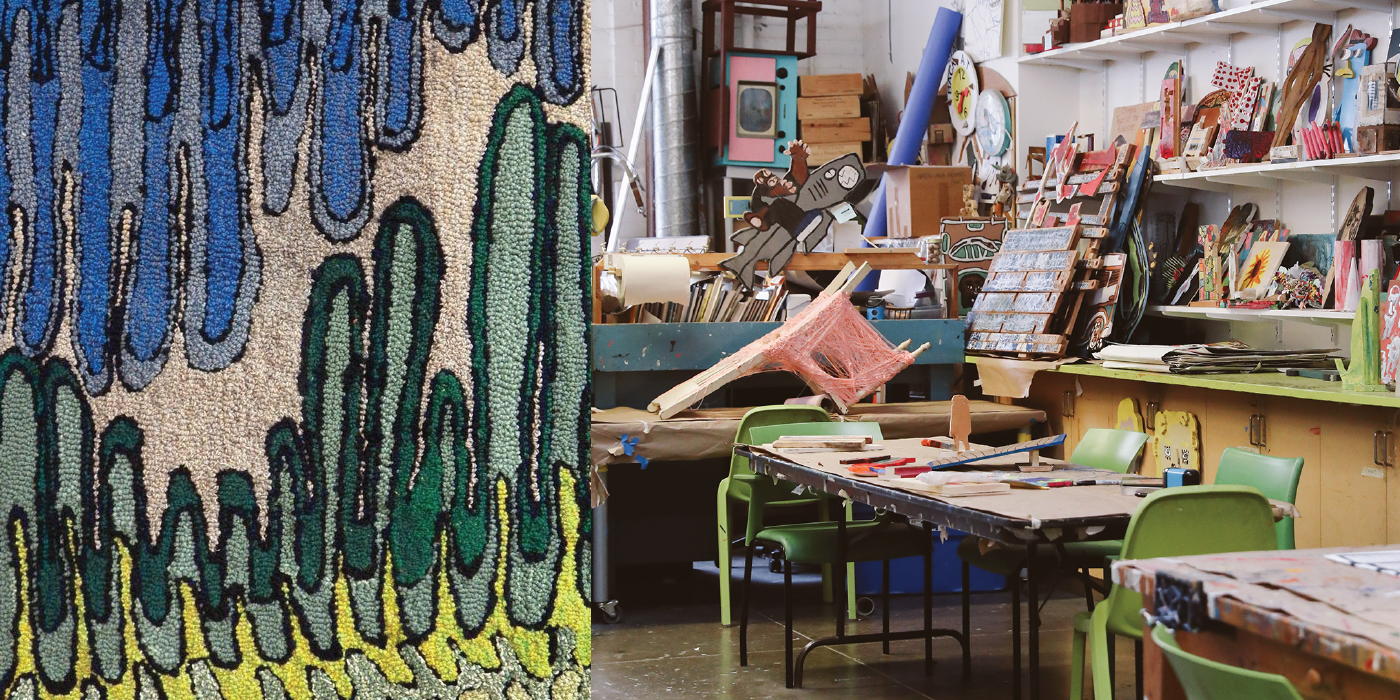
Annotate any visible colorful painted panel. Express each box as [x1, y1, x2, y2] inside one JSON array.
[[0, 3, 591, 699]]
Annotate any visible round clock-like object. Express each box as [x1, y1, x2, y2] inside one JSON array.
[[975, 89, 1011, 156], [947, 51, 979, 136]]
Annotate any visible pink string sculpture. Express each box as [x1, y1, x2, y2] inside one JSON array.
[[651, 265, 930, 418]]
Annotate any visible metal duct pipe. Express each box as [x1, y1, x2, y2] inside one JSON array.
[[648, 0, 700, 238]]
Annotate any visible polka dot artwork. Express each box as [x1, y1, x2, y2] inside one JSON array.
[[0, 2, 591, 699]]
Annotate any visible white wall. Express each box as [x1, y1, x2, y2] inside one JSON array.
[[590, 0, 867, 254]]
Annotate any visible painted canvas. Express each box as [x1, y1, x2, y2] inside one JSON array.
[[1238, 241, 1289, 294], [0, 3, 592, 699]]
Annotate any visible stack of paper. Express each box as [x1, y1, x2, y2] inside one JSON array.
[[1095, 342, 1338, 374]]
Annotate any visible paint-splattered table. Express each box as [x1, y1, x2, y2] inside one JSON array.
[[1116, 547, 1400, 700]]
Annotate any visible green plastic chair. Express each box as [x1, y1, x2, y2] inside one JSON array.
[[716, 407, 882, 625], [1070, 486, 1278, 700], [1214, 447, 1304, 550], [1150, 623, 1304, 700]]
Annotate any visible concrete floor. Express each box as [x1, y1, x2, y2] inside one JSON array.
[[592, 561, 1141, 699]]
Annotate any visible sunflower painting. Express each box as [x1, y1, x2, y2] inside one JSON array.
[[1240, 241, 1290, 293]]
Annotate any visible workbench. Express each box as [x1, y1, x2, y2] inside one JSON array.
[[1117, 547, 1400, 700]]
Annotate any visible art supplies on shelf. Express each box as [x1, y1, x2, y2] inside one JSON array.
[[1094, 341, 1339, 374]]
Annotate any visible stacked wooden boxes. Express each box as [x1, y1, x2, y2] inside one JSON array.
[[798, 73, 869, 163]]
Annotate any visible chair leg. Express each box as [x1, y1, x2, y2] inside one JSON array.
[[1135, 639, 1143, 700], [961, 558, 971, 681], [1090, 605, 1115, 700], [717, 482, 733, 626], [1011, 575, 1021, 700], [819, 499, 833, 604], [924, 537, 934, 677], [1070, 618, 1086, 700], [882, 558, 891, 655], [1081, 568, 1096, 612], [846, 501, 857, 620], [1106, 633, 1116, 700], [740, 545, 754, 666], [784, 558, 795, 689]]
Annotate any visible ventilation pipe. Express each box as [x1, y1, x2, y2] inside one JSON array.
[[648, 0, 701, 238]]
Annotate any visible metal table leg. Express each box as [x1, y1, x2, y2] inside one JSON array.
[[1028, 541, 1040, 700], [591, 470, 620, 621]]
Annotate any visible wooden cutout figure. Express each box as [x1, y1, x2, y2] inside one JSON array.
[[1151, 411, 1200, 479], [722, 144, 868, 291], [1159, 62, 1181, 159], [1116, 397, 1144, 432], [950, 394, 972, 452], [1337, 272, 1389, 391], [1382, 278, 1400, 385]]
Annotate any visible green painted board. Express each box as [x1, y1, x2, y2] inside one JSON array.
[[594, 320, 964, 372], [966, 356, 1400, 409]]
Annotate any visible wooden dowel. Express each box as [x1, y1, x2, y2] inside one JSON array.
[[909, 342, 931, 358]]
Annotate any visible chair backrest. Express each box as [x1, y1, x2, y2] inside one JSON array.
[[1151, 624, 1303, 700], [1214, 447, 1304, 550], [1071, 428, 1150, 474], [1101, 486, 1278, 638], [729, 405, 830, 480]]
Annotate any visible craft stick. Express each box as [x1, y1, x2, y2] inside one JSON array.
[[838, 262, 874, 294], [824, 262, 858, 294]]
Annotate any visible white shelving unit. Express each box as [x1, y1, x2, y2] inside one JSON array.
[[1153, 153, 1400, 191], [1146, 304, 1355, 325], [1019, 0, 1387, 70]]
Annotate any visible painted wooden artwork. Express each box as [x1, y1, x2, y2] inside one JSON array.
[[1152, 410, 1201, 479], [1071, 253, 1126, 354], [725, 146, 868, 289], [966, 226, 1083, 356], [940, 218, 1009, 315], [1238, 241, 1290, 296], [1382, 278, 1400, 385], [1160, 62, 1181, 159], [1222, 130, 1275, 163], [1339, 273, 1390, 391]]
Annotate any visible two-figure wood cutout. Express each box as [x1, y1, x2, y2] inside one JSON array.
[[650, 263, 930, 418], [722, 141, 868, 290]]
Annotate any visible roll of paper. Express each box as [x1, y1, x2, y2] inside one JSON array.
[[615, 254, 693, 307], [1361, 238, 1384, 283], [1336, 240, 1359, 311]]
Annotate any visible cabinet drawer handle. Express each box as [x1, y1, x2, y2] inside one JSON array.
[[1145, 401, 1160, 428], [1249, 414, 1266, 449], [1062, 390, 1075, 418], [1375, 431, 1386, 467], [1383, 431, 1396, 468]]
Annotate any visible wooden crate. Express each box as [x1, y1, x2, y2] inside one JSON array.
[[800, 117, 870, 143], [798, 95, 862, 120], [806, 141, 864, 163], [799, 73, 864, 97]]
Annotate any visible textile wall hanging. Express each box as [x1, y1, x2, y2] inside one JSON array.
[[0, 1, 590, 698]]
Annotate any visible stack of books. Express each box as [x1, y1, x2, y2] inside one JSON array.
[[633, 276, 788, 324]]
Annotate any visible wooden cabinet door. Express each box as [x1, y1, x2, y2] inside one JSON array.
[[1262, 398, 1323, 550], [1320, 404, 1389, 547], [1200, 390, 1262, 485], [1024, 371, 1078, 459]]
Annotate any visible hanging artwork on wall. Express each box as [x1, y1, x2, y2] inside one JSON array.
[[0, 3, 593, 698], [963, 0, 1007, 62]]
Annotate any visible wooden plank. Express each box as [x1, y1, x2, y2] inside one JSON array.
[[800, 117, 871, 143], [798, 95, 861, 119], [799, 73, 864, 96], [923, 434, 1068, 469]]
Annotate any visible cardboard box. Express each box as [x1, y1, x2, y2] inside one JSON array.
[[800, 117, 870, 143], [799, 73, 864, 97], [883, 166, 972, 239], [798, 95, 862, 120], [806, 141, 864, 164]]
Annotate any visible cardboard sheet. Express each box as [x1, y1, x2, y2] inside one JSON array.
[[589, 400, 1045, 468], [1116, 547, 1400, 660], [975, 356, 1077, 398]]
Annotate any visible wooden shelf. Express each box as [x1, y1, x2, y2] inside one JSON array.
[[1019, 0, 1385, 71], [968, 357, 1400, 408], [1146, 304, 1354, 325]]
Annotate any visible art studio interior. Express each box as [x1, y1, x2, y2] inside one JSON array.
[[590, 0, 1400, 698]]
